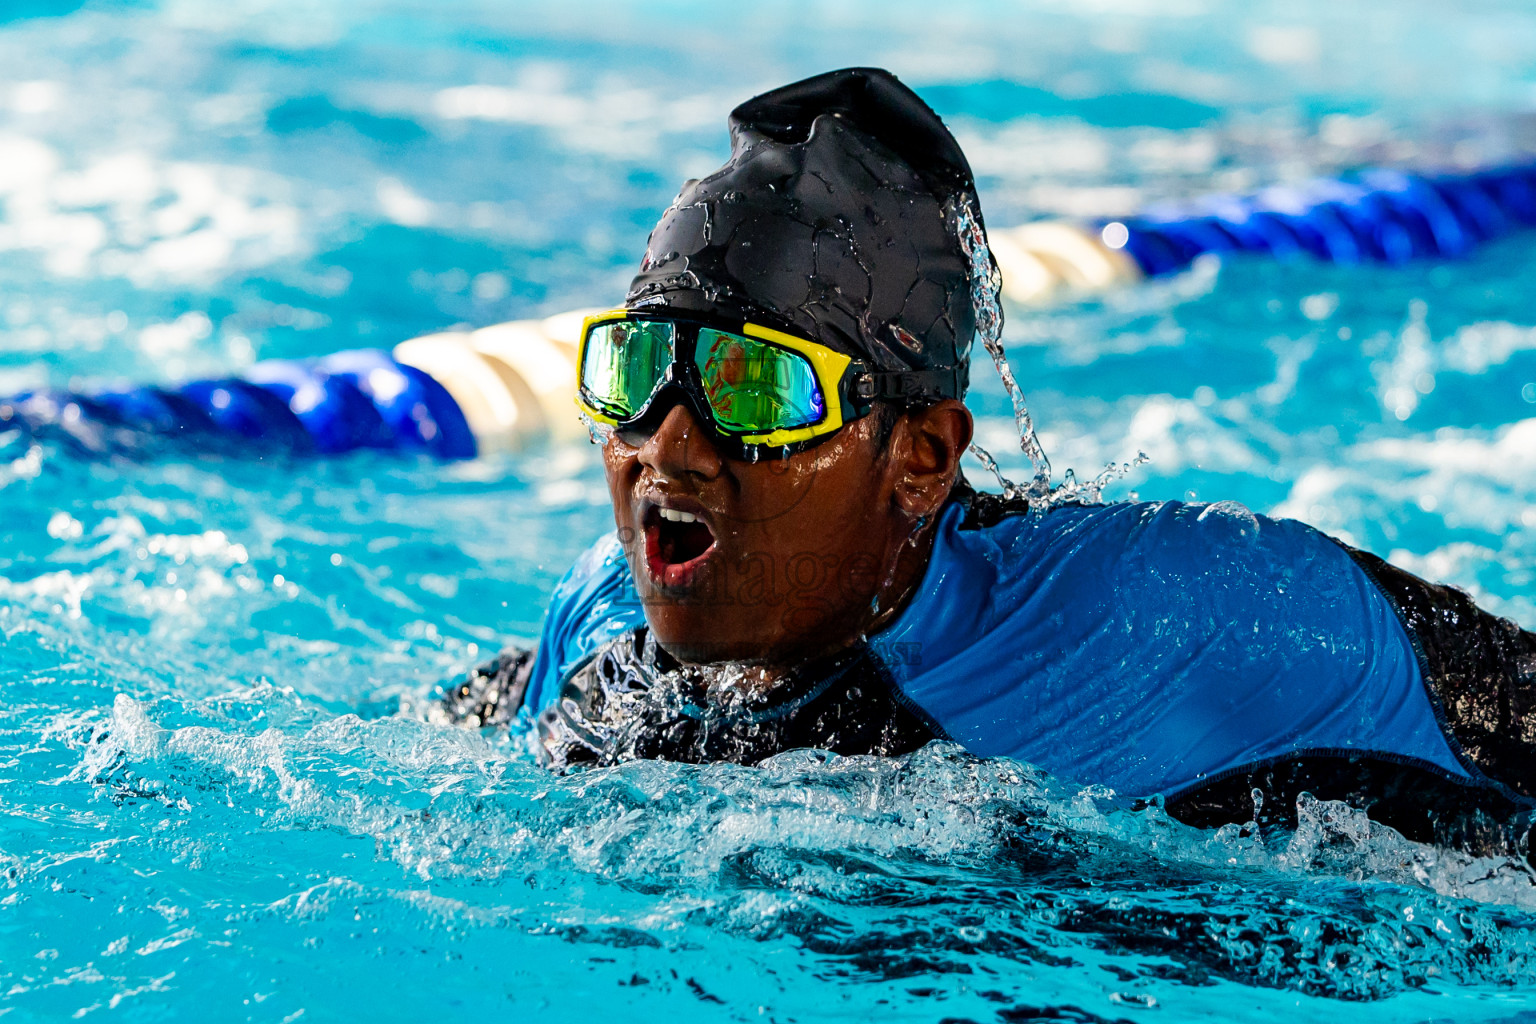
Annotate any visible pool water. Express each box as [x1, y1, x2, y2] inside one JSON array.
[[3, 1, 1536, 1020]]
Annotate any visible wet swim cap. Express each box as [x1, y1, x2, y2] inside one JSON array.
[[626, 67, 995, 401]]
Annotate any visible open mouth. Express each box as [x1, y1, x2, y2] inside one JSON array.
[[643, 504, 718, 588]]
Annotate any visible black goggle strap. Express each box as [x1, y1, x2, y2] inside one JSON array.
[[849, 364, 967, 406]]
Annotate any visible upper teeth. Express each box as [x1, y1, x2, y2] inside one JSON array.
[[659, 508, 698, 523]]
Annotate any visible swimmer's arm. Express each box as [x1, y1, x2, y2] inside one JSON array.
[[1340, 544, 1536, 795], [433, 646, 536, 729], [1163, 540, 1536, 849]]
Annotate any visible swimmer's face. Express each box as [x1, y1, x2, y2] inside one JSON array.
[[601, 394, 972, 666]]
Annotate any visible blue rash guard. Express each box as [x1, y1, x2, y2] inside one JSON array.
[[522, 498, 1487, 803]]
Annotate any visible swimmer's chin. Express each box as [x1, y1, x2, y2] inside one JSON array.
[[648, 631, 774, 666], [646, 622, 861, 668]]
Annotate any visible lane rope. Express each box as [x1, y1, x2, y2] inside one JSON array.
[[8, 162, 1534, 459]]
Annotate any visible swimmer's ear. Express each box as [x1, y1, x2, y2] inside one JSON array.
[[889, 399, 972, 519]]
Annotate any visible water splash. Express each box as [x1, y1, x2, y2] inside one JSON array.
[[1057, 450, 1153, 505], [957, 198, 1147, 509], [63, 691, 1536, 1013], [965, 438, 1015, 494], [956, 196, 1051, 501], [580, 410, 615, 446]]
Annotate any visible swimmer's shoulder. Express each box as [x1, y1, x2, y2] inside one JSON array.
[[525, 532, 645, 714], [947, 491, 1364, 595], [948, 494, 1406, 650], [886, 491, 1453, 795], [551, 531, 634, 606]]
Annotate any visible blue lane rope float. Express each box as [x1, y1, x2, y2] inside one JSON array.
[[1092, 163, 1536, 278], [5, 163, 1534, 460], [0, 312, 594, 460], [0, 350, 478, 459], [987, 162, 1536, 303]]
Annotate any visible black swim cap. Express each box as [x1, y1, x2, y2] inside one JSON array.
[[626, 67, 997, 402]]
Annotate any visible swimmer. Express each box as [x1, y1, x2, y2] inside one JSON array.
[[439, 68, 1536, 852]]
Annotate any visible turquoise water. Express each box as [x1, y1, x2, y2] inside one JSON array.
[[3, 1, 1536, 1020]]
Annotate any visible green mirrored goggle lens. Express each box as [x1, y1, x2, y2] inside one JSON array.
[[694, 328, 826, 433], [580, 319, 676, 418]]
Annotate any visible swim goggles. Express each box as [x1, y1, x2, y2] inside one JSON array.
[[576, 308, 961, 458]]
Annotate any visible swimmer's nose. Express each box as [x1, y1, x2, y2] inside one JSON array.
[[634, 398, 723, 481]]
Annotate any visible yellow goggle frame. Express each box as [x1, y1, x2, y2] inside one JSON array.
[[575, 308, 855, 451]]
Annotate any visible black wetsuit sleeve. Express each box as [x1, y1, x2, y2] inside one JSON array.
[[436, 647, 536, 729], [1343, 547, 1536, 797], [1166, 549, 1536, 851]]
